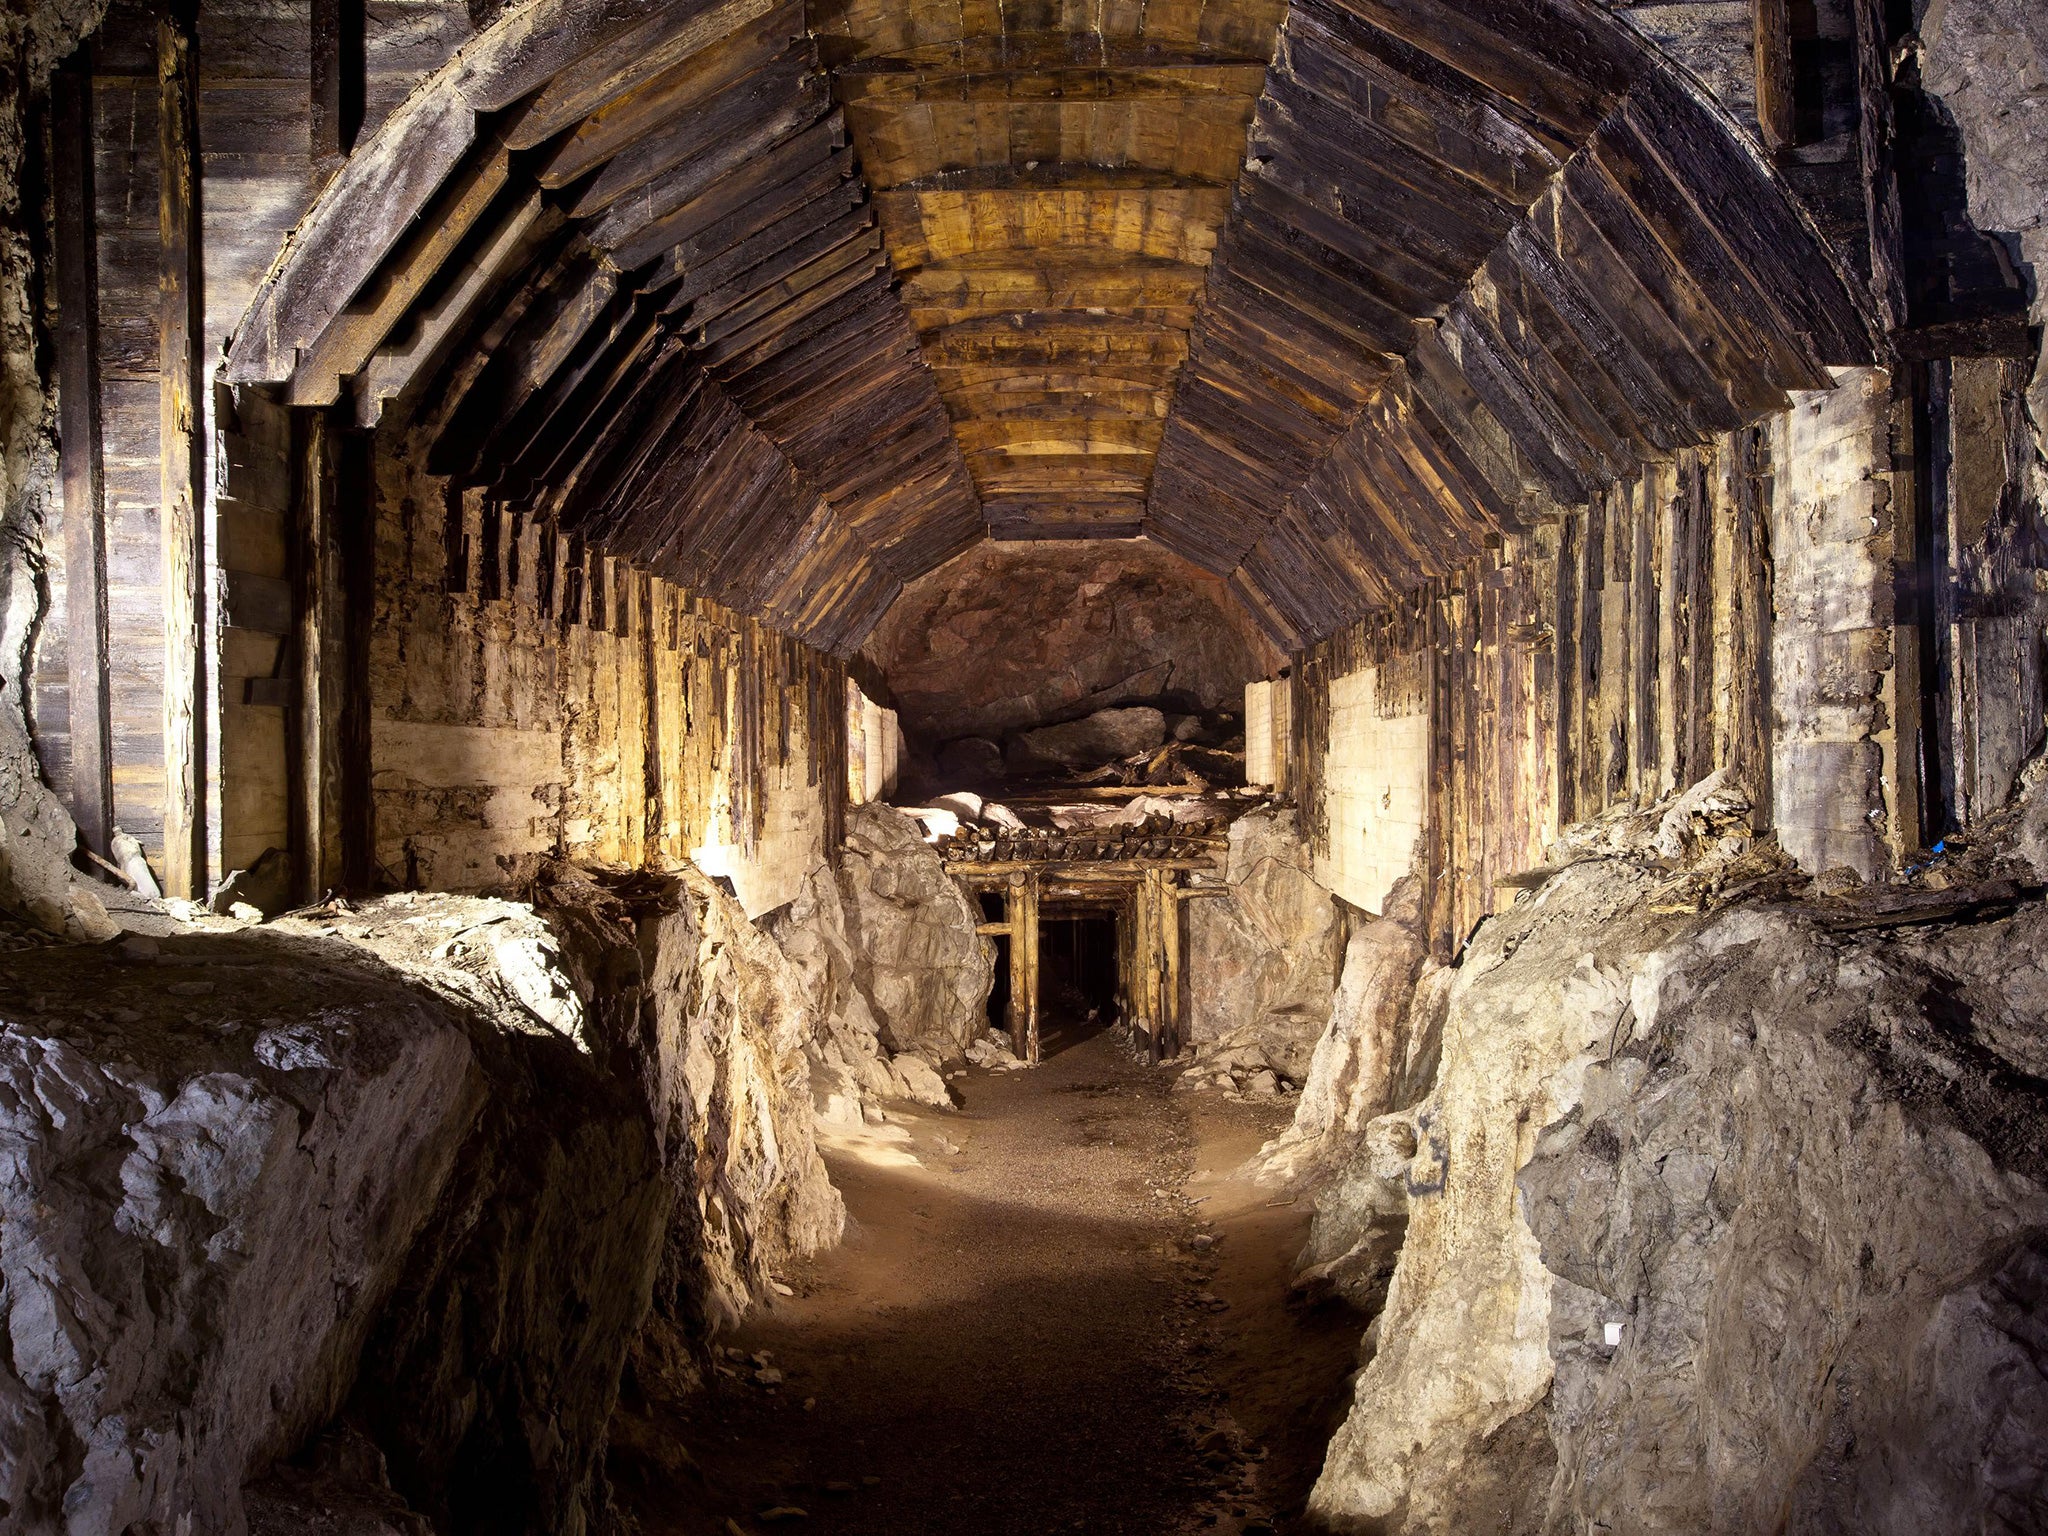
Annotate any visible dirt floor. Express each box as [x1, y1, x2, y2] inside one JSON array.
[[615, 1025, 1363, 1536]]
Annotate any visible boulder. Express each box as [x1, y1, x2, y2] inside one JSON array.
[[769, 803, 993, 1116], [1257, 875, 1430, 1184], [1305, 773, 2048, 1535], [1182, 805, 1346, 1084], [1007, 707, 1166, 773], [0, 928, 496, 1536]]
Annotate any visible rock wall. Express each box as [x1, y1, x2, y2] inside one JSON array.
[[1294, 775, 2048, 1534], [0, 853, 859, 1536], [770, 802, 994, 1119], [0, 0, 116, 942], [1180, 805, 1347, 1093], [863, 538, 1270, 764]]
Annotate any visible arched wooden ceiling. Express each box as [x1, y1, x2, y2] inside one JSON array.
[[811, 0, 1286, 539], [226, 0, 1877, 656]]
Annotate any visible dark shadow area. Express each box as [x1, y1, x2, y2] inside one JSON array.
[[1038, 913, 1120, 1056], [982, 889, 1011, 1035]]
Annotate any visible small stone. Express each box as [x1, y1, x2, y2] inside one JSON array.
[[756, 1367, 785, 1386], [166, 979, 215, 997], [755, 1507, 808, 1523], [803, 1397, 818, 1412], [117, 934, 160, 961], [823, 1480, 855, 1494]]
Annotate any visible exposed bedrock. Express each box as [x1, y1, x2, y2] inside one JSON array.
[[1300, 781, 2048, 1534], [0, 856, 863, 1536], [863, 539, 1268, 778], [770, 801, 993, 1117], [1180, 805, 1348, 1092]]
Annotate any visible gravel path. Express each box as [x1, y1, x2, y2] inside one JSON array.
[[620, 1027, 1353, 1536]]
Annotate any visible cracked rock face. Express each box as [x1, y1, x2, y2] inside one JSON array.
[[0, 930, 486, 1536], [863, 538, 1266, 754], [1182, 806, 1347, 1089], [1304, 818, 2048, 1534], [0, 864, 857, 1536], [772, 803, 992, 1121]]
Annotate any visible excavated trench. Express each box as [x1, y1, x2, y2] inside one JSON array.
[[615, 1027, 1362, 1536]]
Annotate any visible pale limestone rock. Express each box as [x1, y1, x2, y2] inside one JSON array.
[[1521, 903, 2048, 1535], [1258, 874, 1429, 1183], [0, 932, 485, 1536], [1305, 858, 1676, 1533], [528, 864, 845, 1331], [768, 804, 989, 1123], [1184, 805, 1346, 1085], [1307, 781, 2048, 1533]]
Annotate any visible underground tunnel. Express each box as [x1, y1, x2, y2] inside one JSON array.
[[1, 0, 2047, 1530]]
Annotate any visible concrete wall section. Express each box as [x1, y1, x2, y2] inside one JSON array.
[[1769, 367, 1897, 882], [1312, 666, 1428, 917]]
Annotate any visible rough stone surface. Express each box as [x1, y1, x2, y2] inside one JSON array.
[[527, 864, 845, 1338], [1522, 901, 2048, 1536], [0, 928, 488, 1536], [1257, 875, 1430, 1184], [864, 539, 1268, 751], [1007, 706, 1167, 774], [771, 803, 993, 1119], [0, 0, 118, 944], [1180, 805, 1346, 1089], [1921, 0, 2048, 424], [0, 860, 861, 1535], [1302, 778, 2048, 1534]]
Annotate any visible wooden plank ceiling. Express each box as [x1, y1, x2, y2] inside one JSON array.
[[1143, 0, 1879, 646], [226, 0, 1877, 654], [812, 0, 1286, 540]]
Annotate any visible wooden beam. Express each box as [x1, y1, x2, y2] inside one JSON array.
[[52, 53, 111, 859], [291, 409, 348, 900], [158, 10, 206, 898], [309, 0, 363, 175]]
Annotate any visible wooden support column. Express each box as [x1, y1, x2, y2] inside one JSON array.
[[158, 7, 207, 898], [53, 53, 112, 857], [290, 409, 348, 900], [1157, 867, 1182, 1060], [1006, 870, 1041, 1063]]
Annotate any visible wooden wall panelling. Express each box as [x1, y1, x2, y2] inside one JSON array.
[[53, 53, 113, 856], [159, 8, 207, 897]]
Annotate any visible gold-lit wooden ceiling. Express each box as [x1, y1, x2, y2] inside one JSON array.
[[810, 0, 1286, 538], [227, 0, 1875, 651]]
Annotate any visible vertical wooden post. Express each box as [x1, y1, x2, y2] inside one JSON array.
[[1158, 868, 1181, 1059], [1005, 871, 1041, 1062], [1753, 0, 1795, 154], [1885, 371, 1927, 862], [53, 53, 112, 858], [335, 426, 376, 890], [291, 409, 348, 901], [158, 7, 206, 899]]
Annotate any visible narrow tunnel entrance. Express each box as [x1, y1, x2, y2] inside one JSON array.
[[1037, 912, 1120, 1055], [980, 891, 1011, 1035]]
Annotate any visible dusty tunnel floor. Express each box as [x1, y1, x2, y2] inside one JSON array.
[[615, 1029, 1361, 1536]]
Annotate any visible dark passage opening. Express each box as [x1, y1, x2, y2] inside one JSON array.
[[980, 891, 1010, 1033], [1038, 913, 1119, 1055]]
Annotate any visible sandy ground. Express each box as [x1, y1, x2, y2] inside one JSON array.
[[617, 1026, 1362, 1536]]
